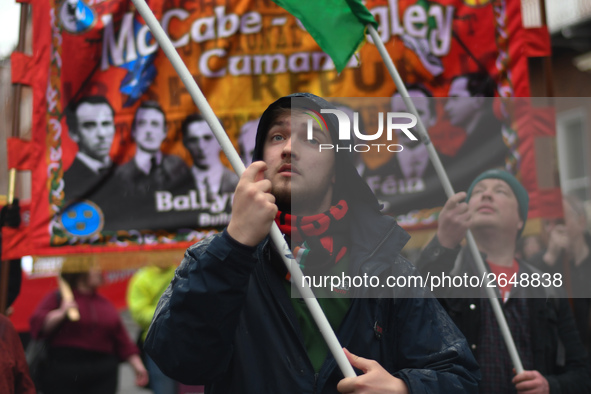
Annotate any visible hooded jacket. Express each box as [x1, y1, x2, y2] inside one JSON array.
[[144, 94, 480, 393]]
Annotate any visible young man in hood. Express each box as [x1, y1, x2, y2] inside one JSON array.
[[144, 94, 480, 393]]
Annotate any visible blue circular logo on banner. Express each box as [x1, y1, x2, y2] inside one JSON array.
[[60, 201, 104, 237], [59, 0, 96, 34]]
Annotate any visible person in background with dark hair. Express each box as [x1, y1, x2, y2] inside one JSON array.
[[529, 194, 591, 355], [117, 101, 191, 197], [63, 96, 117, 204], [29, 266, 148, 394], [180, 113, 238, 197]]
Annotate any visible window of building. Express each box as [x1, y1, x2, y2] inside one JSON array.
[[556, 108, 590, 201]]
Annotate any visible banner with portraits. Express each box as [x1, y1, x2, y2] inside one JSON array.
[[5, 0, 556, 264]]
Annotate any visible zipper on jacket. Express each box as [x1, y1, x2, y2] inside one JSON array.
[[313, 372, 319, 393]]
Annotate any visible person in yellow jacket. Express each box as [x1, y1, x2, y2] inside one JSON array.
[[127, 265, 177, 394]]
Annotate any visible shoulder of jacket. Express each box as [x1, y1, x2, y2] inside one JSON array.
[[186, 232, 224, 255]]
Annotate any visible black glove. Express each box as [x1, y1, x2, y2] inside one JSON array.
[[0, 198, 21, 228]]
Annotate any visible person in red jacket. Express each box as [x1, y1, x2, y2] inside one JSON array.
[[30, 266, 148, 394]]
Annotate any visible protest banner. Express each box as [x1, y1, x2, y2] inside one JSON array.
[[4, 0, 556, 265]]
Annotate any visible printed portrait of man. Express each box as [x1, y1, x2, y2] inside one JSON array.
[[443, 72, 510, 192], [63, 95, 117, 204], [181, 114, 239, 198], [390, 84, 437, 181], [444, 73, 505, 158], [356, 85, 439, 214], [116, 101, 191, 197]]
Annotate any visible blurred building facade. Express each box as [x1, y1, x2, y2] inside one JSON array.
[[0, 6, 32, 204], [529, 0, 591, 214]]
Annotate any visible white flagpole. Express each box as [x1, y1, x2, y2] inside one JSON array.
[[129, 0, 356, 378], [366, 24, 524, 374]]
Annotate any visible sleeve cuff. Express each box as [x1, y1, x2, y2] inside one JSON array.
[[424, 236, 461, 260], [222, 229, 259, 254]]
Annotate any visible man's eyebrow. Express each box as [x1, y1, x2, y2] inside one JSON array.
[[269, 119, 289, 128]]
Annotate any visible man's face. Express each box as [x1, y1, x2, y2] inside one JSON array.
[[445, 77, 478, 128], [72, 102, 115, 162], [391, 91, 435, 148], [184, 121, 220, 170], [262, 110, 335, 215], [133, 108, 167, 153], [468, 178, 523, 235]]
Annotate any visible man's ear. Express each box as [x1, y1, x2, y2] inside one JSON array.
[[517, 219, 524, 232], [69, 131, 79, 144]]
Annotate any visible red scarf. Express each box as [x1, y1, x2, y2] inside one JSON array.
[[275, 200, 349, 276]]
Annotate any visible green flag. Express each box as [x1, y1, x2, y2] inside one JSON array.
[[272, 0, 378, 72]]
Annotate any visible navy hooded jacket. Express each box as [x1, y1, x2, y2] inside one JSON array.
[[144, 94, 480, 393]]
